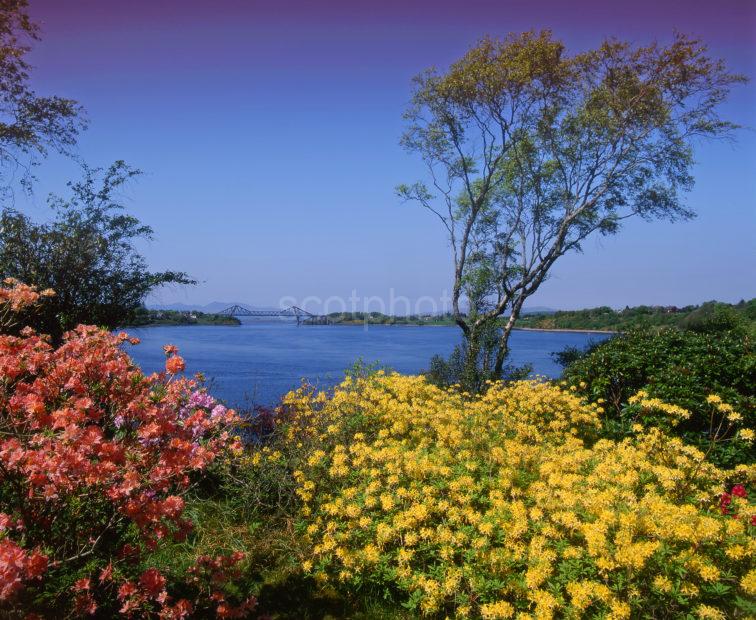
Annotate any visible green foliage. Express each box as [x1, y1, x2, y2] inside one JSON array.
[[345, 358, 393, 380], [425, 337, 532, 390], [550, 345, 589, 368], [129, 307, 240, 326], [425, 346, 467, 388], [324, 311, 456, 326], [0, 161, 194, 342], [680, 300, 754, 334], [399, 29, 745, 391], [0, 0, 84, 195], [523, 299, 755, 333], [561, 327, 755, 467]]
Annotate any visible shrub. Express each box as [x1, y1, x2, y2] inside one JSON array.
[[560, 328, 755, 467], [0, 162, 194, 344], [424, 346, 532, 391], [679, 302, 753, 334], [255, 374, 754, 618], [0, 280, 253, 617]]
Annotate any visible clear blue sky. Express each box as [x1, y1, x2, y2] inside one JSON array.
[[17, 0, 756, 311]]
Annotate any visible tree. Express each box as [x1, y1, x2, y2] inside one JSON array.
[[398, 31, 746, 391], [0, 160, 194, 342], [0, 0, 84, 195]]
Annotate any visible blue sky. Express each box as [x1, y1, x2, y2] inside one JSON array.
[[16, 0, 756, 311]]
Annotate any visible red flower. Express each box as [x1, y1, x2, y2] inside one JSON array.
[[719, 492, 732, 514], [0, 540, 47, 601], [139, 568, 167, 598], [74, 591, 97, 615], [73, 577, 91, 591], [117, 581, 138, 600], [731, 484, 747, 498], [99, 562, 113, 583], [26, 551, 48, 578]]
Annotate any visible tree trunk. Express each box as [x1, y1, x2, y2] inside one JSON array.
[[461, 325, 482, 392], [493, 297, 526, 377]]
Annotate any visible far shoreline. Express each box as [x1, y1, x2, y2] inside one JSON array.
[[513, 326, 617, 335], [308, 322, 619, 334], [123, 321, 617, 335]]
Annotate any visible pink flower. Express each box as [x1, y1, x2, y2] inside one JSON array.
[[210, 404, 227, 421]]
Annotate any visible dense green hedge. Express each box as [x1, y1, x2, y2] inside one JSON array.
[[561, 326, 755, 467], [518, 298, 756, 332]]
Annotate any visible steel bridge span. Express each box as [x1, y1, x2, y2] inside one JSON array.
[[216, 305, 330, 324]]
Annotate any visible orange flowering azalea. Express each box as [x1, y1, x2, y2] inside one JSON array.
[[0, 283, 251, 616]]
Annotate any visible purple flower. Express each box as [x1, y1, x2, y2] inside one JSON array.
[[210, 404, 227, 421], [189, 391, 215, 409]]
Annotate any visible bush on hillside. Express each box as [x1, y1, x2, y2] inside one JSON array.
[[561, 328, 755, 467], [679, 301, 755, 334], [249, 374, 755, 618]]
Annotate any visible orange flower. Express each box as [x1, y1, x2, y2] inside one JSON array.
[[165, 355, 186, 374], [0, 323, 240, 613]]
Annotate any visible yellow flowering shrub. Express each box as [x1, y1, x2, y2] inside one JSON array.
[[258, 374, 755, 618]]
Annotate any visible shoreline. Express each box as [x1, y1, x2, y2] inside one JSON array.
[[121, 322, 240, 328], [312, 322, 617, 334], [513, 326, 617, 335], [125, 321, 616, 334]]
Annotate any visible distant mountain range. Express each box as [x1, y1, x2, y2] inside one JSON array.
[[520, 306, 556, 315], [148, 301, 557, 316]]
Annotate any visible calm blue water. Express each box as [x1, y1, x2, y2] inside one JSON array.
[[124, 319, 609, 407]]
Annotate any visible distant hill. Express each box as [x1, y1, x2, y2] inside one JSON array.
[[521, 306, 556, 315]]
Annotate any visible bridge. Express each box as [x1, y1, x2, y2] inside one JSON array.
[[217, 305, 330, 325]]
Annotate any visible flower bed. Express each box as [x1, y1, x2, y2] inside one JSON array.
[[266, 374, 755, 618]]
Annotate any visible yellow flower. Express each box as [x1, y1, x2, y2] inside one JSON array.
[[737, 428, 754, 442], [278, 374, 752, 617], [696, 605, 726, 619], [653, 575, 673, 593], [608, 600, 631, 619], [480, 600, 514, 619], [741, 569, 756, 596], [361, 544, 380, 564]]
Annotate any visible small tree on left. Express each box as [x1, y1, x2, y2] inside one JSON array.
[[0, 160, 194, 342], [0, 0, 84, 196]]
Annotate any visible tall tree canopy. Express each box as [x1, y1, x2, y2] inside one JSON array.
[[398, 31, 746, 390], [0, 0, 84, 195], [0, 161, 194, 341]]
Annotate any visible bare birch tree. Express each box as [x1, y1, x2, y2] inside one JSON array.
[[398, 31, 745, 390]]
